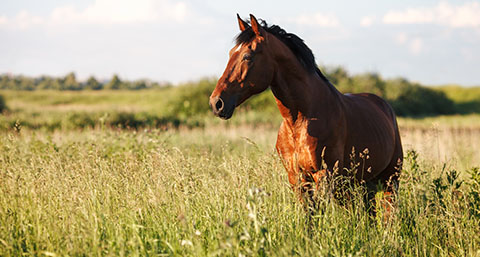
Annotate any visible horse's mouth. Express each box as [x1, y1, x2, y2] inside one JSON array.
[[218, 106, 235, 120], [212, 94, 237, 120]]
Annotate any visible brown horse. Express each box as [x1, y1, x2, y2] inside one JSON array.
[[209, 14, 403, 205]]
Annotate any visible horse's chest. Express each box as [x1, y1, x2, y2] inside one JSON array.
[[277, 123, 319, 173], [293, 132, 319, 172]]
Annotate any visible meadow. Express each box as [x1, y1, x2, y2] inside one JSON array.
[[1, 89, 480, 256]]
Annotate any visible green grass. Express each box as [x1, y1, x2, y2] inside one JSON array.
[[0, 89, 204, 130], [2, 90, 171, 110], [1, 126, 480, 256], [1, 89, 480, 256]]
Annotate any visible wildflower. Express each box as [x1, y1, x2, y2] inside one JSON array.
[[181, 239, 193, 247]]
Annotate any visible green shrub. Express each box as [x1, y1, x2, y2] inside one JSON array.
[[63, 112, 97, 129], [165, 75, 458, 118], [168, 78, 279, 118], [385, 79, 455, 116], [168, 77, 217, 118], [323, 65, 350, 86], [241, 89, 277, 115], [0, 94, 7, 113], [336, 73, 386, 98], [106, 112, 183, 129]]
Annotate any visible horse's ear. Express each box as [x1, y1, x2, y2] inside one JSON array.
[[250, 14, 264, 37], [237, 14, 249, 32]]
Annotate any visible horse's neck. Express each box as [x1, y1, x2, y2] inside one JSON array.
[[271, 66, 344, 129]]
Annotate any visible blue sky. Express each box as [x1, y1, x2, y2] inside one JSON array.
[[1, 0, 479, 86]]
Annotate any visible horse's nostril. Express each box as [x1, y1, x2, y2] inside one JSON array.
[[215, 98, 224, 111]]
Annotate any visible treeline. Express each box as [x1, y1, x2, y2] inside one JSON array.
[[169, 68, 480, 118], [1, 67, 479, 117], [323, 66, 458, 116], [0, 72, 170, 91]]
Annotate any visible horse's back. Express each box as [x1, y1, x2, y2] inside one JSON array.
[[343, 92, 397, 132], [341, 93, 401, 180]]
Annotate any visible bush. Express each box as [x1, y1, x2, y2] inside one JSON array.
[[336, 73, 386, 98], [241, 89, 277, 114], [323, 65, 350, 86], [168, 78, 279, 118], [168, 77, 217, 118], [0, 94, 7, 113], [385, 79, 455, 116], [437, 85, 480, 114], [165, 74, 458, 118]]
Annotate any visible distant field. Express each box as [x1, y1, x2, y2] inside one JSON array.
[[1, 89, 480, 256], [2, 89, 480, 129], [2, 89, 480, 168], [1, 89, 480, 168]]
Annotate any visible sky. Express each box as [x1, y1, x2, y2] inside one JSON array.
[[1, 0, 479, 86]]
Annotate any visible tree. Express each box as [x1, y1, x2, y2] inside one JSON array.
[[63, 72, 81, 90], [104, 74, 122, 90], [388, 82, 455, 116], [37, 77, 62, 90], [0, 94, 7, 113], [324, 66, 350, 85], [351, 73, 386, 97], [17, 76, 35, 91], [336, 72, 386, 97], [131, 80, 147, 90], [0, 75, 10, 89], [85, 76, 103, 90]]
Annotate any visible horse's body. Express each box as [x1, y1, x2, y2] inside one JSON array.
[[275, 87, 402, 189], [210, 14, 402, 200]]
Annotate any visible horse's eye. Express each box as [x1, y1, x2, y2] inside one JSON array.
[[242, 53, 252, 61]]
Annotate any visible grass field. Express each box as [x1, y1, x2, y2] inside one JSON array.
[[1, 90, 480, 256]]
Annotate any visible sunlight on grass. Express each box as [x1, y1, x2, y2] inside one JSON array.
[[1, 127, 479, 256], [1, 90, 480, 255]]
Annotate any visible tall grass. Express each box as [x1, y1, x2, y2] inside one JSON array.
[[1, 89, 480, 255], [1, 126, 479, 256]]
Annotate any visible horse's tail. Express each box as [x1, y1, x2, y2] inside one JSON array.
[[383, 99, 403, 188]]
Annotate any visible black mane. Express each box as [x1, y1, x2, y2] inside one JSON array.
[[235, 19, 330, 83]]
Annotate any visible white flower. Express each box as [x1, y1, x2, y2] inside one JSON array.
[[181, 239, 193, 246]]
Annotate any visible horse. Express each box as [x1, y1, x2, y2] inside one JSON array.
[[209, 14, 403, 211]]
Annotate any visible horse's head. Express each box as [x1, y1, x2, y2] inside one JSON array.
[[209, 14, 275, 119]]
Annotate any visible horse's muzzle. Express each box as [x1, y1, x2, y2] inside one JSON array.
[[209, 95, 236, 120]]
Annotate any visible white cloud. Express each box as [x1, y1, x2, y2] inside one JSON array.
[[383, 1, 480, 28], [289, 13, 340, 27], [0, 0, 207, 29], [360, 16, 375, 27], [393, 32, 424, 55], [0, 10, 45, 29], [57, 0, 189, 24]]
